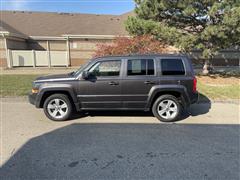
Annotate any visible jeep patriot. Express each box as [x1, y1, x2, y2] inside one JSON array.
[[29, 54, 198, 122]]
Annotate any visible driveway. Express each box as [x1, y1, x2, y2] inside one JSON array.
[[0, 98, 239, 179]]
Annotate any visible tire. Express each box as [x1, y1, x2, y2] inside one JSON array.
[[43, 94, 72, 121], [152, 95, 181, 122]]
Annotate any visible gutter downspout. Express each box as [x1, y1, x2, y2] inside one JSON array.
[[46, 40, 51, 68], [66, 36, 70, 67]]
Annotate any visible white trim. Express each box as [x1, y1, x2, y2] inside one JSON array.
[[0, 31, 10, 36], [0, 31, 27, 39], [4, 37, 12, 68], [29, 36, 66, 40], [27, 34, 131, 41], [62, 34, 131, 40]]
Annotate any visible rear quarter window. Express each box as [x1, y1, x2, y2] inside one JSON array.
[[161, 59, 185, 75]]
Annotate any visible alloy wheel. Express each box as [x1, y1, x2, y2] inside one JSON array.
[[157, 100, 178, 120], [47, 98, 68, 119]]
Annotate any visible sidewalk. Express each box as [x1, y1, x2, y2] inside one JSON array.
[[0, 67, 79, 75]]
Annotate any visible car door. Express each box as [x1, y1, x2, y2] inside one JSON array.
[[77, 59, 123, 109], [121, 58, 159, 109]]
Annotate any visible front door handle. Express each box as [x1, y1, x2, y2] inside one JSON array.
[[109, 81, 119, 86], [144, 81, 155, 85]]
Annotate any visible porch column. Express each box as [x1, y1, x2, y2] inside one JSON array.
[[4, 37, 12, 68]]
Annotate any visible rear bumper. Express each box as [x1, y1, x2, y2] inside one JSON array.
[[190, 92, 199, 104]]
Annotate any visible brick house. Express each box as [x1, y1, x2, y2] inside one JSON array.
[[0, 11, 132, 68]]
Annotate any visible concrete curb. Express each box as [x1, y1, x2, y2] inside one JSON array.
[[0, 96, 28, 102]]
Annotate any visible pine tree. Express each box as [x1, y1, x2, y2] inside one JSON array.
[[126, 0, 240, 74]]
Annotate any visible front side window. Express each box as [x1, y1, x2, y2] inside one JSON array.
[[127, 59, 154, 76], [161, 59, 185, 75], [88, 60, 121, 77]]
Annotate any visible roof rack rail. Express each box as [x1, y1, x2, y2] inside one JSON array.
[[96, 53, 185, 59]]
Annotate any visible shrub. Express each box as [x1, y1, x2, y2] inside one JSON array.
[[93, 35, 178, 58]]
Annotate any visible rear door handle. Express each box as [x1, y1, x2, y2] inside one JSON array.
[[109, 81, 119, 86], [144, 81, 155, 85]]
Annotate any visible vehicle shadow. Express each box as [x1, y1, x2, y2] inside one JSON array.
[[179, 93, 211, 121], [0, 123, 239, 179], [71, 93, 211, 122]]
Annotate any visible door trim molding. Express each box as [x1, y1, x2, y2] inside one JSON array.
[[77, 94, 147, 97]]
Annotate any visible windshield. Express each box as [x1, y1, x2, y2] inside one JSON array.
[[72, 60, 92, 77]]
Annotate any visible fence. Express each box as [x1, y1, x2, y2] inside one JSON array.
[[7, 50, 68, 67]]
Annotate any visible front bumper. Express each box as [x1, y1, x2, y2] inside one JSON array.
[[28, 93, 38, 106]]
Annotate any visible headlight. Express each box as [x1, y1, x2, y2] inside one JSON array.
[[31, 88, 39, 93], [31, 82, 40, 93]]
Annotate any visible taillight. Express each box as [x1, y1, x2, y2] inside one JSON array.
[[193, 77, 197, 93]]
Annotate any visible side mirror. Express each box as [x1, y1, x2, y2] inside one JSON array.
[[81, 71, 89, 79]]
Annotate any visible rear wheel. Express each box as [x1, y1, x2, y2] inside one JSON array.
[[43, 94, 72, 121], [152, 95, 181, 122]]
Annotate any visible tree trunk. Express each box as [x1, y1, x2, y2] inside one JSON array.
[[202, 59, 209, 75]]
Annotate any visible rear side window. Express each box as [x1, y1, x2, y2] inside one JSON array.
[[161, 59, 185, 75], [127, 59, 154, 76]]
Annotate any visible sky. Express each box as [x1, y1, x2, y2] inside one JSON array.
[[0, 0, 135, 15]]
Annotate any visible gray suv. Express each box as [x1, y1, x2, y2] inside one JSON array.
[[29, 54, 198, 122]]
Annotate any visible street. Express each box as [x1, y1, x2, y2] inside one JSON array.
[[0, 98, 239, 179]]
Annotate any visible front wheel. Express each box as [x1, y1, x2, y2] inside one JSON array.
[[43, 94, 72, 121], [152, 95, 181, 122]]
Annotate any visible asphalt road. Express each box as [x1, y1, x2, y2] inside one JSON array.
[[0, 98, 239, 180]]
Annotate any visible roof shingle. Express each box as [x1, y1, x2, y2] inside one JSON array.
[[0, 11, 131, 38]]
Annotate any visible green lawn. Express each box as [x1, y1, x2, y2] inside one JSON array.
[[197, 81, 240, 100], [0, 75, 239, 100], [0, 75, 41, 97]]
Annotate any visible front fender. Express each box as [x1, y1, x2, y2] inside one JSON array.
[[35, 83, 77, 108], [146, 85, 190, 109]]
